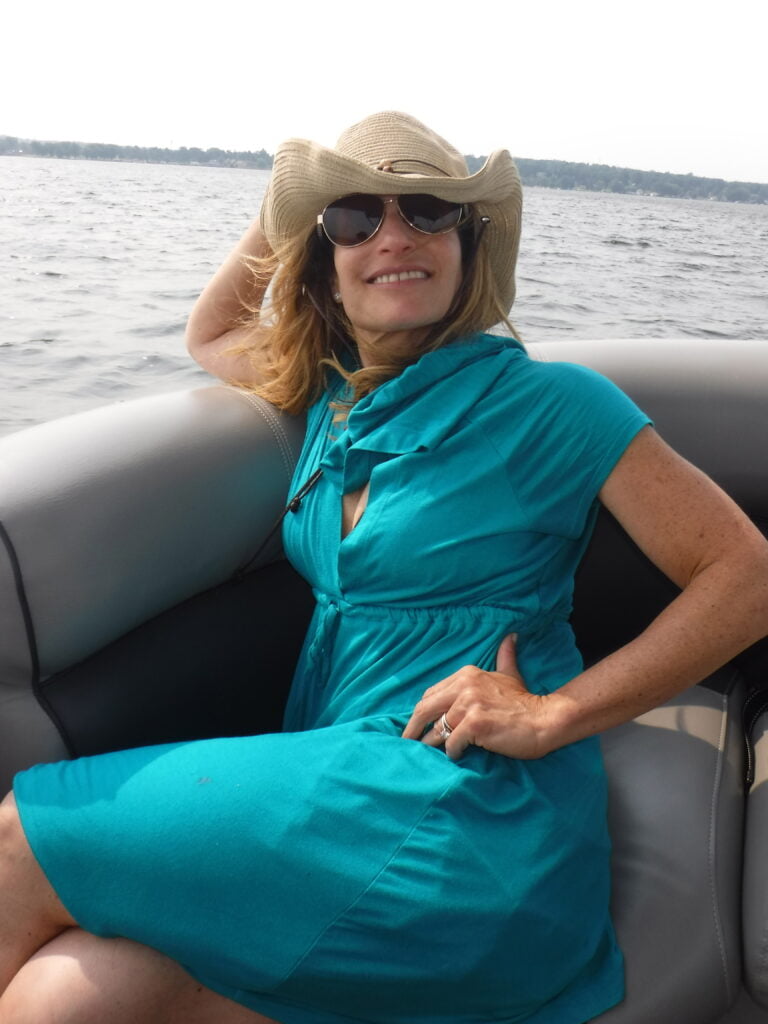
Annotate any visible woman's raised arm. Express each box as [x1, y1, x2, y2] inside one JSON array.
[[185, 218, 273, 385]]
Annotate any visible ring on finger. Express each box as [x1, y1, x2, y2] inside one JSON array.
[[438, 712, 453, 741]]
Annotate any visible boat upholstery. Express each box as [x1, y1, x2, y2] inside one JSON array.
[[1, 338, 767, 1023]]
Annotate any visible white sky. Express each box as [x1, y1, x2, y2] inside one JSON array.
[[4, 0, 766, 184]]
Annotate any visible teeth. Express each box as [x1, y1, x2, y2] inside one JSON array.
[[371, 270, 428, 284]]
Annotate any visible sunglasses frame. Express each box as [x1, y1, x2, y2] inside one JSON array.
[[316, 194, 471, 248]]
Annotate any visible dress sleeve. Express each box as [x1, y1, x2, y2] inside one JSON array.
[[493, 360, 652, 539]]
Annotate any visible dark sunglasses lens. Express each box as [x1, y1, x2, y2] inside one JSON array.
[[323, 195, 383, 246], [399, 194, 464, 234]]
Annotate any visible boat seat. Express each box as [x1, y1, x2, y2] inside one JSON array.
[[1, 339, 767, 1023]]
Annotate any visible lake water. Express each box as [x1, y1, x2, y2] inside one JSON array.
[[2, 156, 767, 436]]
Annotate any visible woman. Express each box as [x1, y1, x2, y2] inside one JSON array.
[[1, 111, 767, 1024]]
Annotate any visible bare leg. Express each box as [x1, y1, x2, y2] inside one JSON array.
[[0, 928, 279, 1024], [0, 793, 76, 994], [0, 793, 280, 1023]]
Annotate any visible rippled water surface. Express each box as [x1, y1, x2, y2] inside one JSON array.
[[2, 156, 766, 435]]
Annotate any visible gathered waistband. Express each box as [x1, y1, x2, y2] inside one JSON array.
[[311, 589, 564, 634]]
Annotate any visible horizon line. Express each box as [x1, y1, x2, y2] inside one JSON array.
[[1, 132, 766, 189]]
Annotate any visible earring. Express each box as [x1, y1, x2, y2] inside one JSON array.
[[333, 292, 342, 302]]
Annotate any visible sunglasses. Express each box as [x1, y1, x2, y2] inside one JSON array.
[[317, 194, 470, 248]]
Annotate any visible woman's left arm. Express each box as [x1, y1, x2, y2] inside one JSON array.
[[543, 426, 768, 743], [403, 427, 768, 760]]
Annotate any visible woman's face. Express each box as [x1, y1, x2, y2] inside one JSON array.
[[331, 196, 463, 365]]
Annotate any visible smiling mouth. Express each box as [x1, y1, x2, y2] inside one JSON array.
[[369, 270, 429, 285]]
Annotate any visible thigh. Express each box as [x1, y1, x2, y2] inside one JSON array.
[[0, 793, 77, 995], [0, 928, 279, 1024], [0, 792, 75, 927]]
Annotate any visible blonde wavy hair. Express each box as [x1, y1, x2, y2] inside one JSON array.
[[234, 216, 518, 416]]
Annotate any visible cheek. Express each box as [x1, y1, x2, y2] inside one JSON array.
[[445, 234, 464, 295], [332, 248, 355, 297]]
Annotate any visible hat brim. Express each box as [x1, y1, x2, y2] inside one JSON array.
[[261, 138, 523, 311]]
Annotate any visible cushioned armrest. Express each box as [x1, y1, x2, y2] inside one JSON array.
[[0, 386, 305, 788], [594, 671, 745, 1022], [744, 703, 768, 1008]]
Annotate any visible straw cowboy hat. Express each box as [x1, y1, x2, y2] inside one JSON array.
[[260, 111, 523, 311]]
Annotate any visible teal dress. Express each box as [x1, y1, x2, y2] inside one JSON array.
[[14, 335, 651, 1024]]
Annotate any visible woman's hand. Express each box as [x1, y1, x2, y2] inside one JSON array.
[[401, 635, 556, 761]]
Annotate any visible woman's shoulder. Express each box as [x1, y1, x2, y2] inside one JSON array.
[[470, 335, 651, 452], [468, 334, 636, 412]]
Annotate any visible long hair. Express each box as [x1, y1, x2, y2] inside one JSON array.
[[233, 214, 519, 415]]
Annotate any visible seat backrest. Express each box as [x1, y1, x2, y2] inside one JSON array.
[[0, 386, 310, 791], [2, 339, 767, 794]]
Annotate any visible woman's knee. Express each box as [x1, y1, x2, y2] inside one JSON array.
[[0, 929, 277, 1024], [0, 791, 18, 828]]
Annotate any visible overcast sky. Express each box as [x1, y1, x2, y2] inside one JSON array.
[[4, 0, 766, 184]]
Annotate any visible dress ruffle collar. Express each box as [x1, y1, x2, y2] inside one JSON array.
[[321, 334, 525, 482]]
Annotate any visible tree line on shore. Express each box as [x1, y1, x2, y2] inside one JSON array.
[[2, 134, 766, 205]]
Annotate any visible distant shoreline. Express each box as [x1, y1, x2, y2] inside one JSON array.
[[2, 136, 766, 205]]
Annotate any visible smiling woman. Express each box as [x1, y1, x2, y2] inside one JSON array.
[[4, 112, 768, 1024], [329, 193, 464, 364], [185, 111, 522, 414]]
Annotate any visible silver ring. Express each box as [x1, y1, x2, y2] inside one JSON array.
[[438, 712, 453, 741]]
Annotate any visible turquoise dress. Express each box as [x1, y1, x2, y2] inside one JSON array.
[[14, 334, 651, 1024]]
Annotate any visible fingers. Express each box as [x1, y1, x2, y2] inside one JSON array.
[[401, 635, 532, 760], [443, 718, 476, 761], [400, 673, 461, 742], [406, 704, 470, 761], [419, 715, 456, 751], [495, 632, 518, 676], [400, 666, 501, 747], [424, 704, 488, 762], [403, 638, 524, 740]]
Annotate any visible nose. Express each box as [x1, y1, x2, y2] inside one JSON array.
[[375, 199, 417, 249]]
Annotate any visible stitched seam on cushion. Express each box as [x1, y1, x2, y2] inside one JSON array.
[[0, 519, 39, 686], [524, 342, 552, 363], [277, 769, 464, 987], [757, 918, 768, 995], [0, 520, 75, 755], [708, 686, 734, 1005], [754, 715, 768, 992], [225, 387, 296, 482], [240, 393, 294, 480]]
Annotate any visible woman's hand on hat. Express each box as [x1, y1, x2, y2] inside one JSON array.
[[402, 635, 557, 761]]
